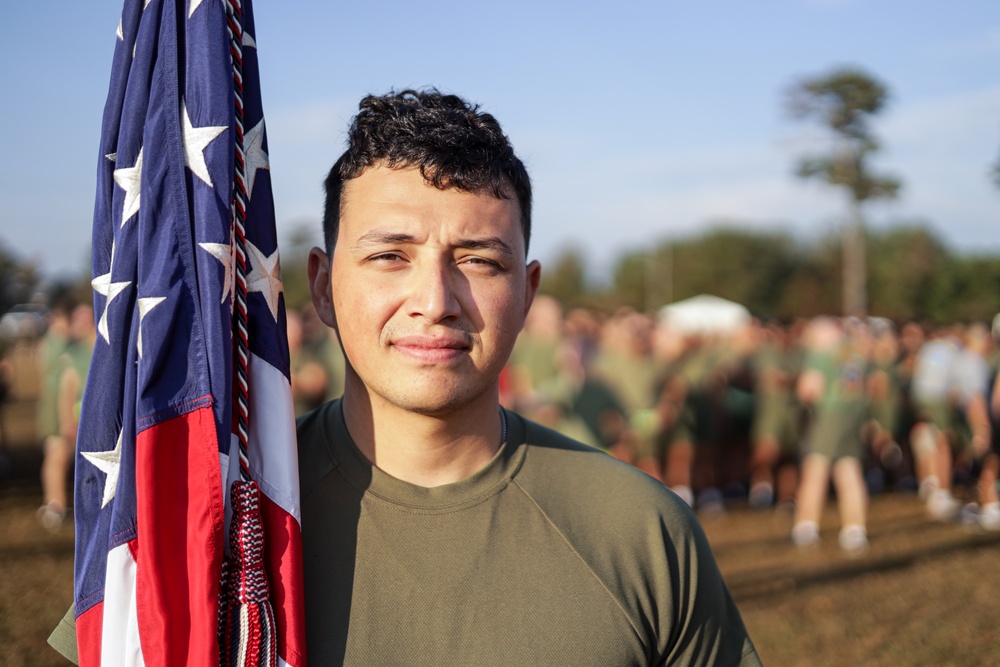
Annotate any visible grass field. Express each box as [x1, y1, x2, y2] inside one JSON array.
[[2, 395, 998, 666]]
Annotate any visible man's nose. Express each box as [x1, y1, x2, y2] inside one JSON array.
[[407, 259, 462, 323]]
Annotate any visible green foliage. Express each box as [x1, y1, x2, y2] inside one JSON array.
[[538, 246, 589, 308], [787, 67, 900, 205], [592, 224, 998, 325], [867, 225, 947, 321], [612, 226, 802, 317], [788, 69, 888, 144]]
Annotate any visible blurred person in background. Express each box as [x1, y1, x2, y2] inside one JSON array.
[[748, 321, 801, 510], [507, 294, 567, 415], [561, 308, 631, 452], [507, 302, 619, 450], [35, 301, 71, 528], [985, 316, 1000, 530], [590, 309, 663, 463], [910, 326, 964, 520], [678, 332, 741, 514], [39, 303, 95, 531], [304, 302, 346, 401], [791, 317, 871, 555], [951, 323, 997, 528], [639, 317, 694, 491], [0, 338, 12, 475], [288, 303, 348, 417], [288, 308, 331, 416], [863, 318, 906, 494]]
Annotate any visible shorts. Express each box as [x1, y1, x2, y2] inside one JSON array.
[[804, 404, 866, 461]]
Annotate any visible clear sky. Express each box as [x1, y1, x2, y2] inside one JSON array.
[[1, 0, 998, 283]]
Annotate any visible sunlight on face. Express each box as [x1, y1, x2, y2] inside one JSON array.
[[323, 165, 539, 417]]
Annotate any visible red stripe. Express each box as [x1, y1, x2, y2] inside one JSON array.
[[260, 494, 306, 667], [134, 406, 226, 667], [76, 601, 104, 667]]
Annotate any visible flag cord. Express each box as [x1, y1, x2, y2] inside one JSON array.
[[225, 0, 252, 485]]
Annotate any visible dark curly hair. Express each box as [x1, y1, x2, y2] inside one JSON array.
[[322, 89, 532, 254]]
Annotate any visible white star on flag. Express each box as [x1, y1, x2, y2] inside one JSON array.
[[199, 242, 235, 306], [113, 147, 143, 226], [181, 100, 227, 187], [92, 242, 132, 345], [137, 296, 167, 358], [188, 0, 204, 18], [246, 240, 283, 322], [82, 430, 124, 509], [243, 118, 269, 199], [244, 31, 256, 49], [116, 18, 123, 41]]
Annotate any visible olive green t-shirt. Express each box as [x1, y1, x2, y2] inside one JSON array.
[[50, 402, 760, 666], [299, 400, 760, 666]]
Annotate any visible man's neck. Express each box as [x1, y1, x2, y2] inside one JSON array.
[[340, 385, 504, 489]]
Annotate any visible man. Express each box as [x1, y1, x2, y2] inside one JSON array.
[[52, 90, 759, 666], [297, 90, 759, 665]]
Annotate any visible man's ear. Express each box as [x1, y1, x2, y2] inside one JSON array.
[[307, 247, 337, 329], [523, 259, 542, 320]]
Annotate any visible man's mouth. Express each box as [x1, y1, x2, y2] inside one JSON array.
[[391, 334, 471, 362]]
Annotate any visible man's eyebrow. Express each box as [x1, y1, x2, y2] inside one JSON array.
[[352, 230, 419, 249], [455, 237, 515, 259]]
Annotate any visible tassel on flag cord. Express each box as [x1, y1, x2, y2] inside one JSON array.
[[73, 0, 305, 665]]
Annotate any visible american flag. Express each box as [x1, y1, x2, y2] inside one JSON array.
[[74, 1, 305, 665]]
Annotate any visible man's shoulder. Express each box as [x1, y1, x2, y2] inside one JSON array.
[[511, 412, 695, 532], [295, 400, 341, 499]]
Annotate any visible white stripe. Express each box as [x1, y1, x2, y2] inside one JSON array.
[[101, 543, 146, 667], [246, 352, 301, 523]]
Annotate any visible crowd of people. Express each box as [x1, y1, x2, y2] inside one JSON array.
[[499, 296, 1000, 555], [4, 299, 98, 531], [9, 291, 1000, 556]]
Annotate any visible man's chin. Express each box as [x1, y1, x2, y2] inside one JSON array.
[[375, 382, 495, 419]]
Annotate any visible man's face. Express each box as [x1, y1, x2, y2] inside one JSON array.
[[309, 165, 540, 417]]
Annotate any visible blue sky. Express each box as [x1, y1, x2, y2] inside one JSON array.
[[1, 0, 998, 283]]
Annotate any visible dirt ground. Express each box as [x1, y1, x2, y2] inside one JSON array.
[[2, 394, 999, 667]]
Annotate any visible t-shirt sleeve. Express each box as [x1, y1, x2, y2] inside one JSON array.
[[655, 502, 761, 666], [48, 603, 79, 665]]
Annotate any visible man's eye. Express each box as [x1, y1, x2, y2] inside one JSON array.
[[369, 252, 404, 263], [462, 257, 502, 270]]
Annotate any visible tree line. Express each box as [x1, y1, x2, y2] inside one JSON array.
[[540, 224, 1000, 325]]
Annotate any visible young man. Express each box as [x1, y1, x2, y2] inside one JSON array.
[[51, 90, 759, 666], [298, 89, 759, 665]]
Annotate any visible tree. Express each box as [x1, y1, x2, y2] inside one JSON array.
[[866, 224, 947, 322], [609, 227, 802, 316], [538, 247, 589, 309], [787, 67, 901, 317]]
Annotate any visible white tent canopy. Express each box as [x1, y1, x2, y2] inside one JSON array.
[[657, 294, 751, 335]]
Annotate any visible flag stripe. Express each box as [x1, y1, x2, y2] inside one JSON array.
[[134, 405, 225, 667], [100, 544, 143, 667]]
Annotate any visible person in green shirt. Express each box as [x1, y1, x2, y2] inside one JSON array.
[[791, 317, 871, 555], [53, 89, 760, 666]]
